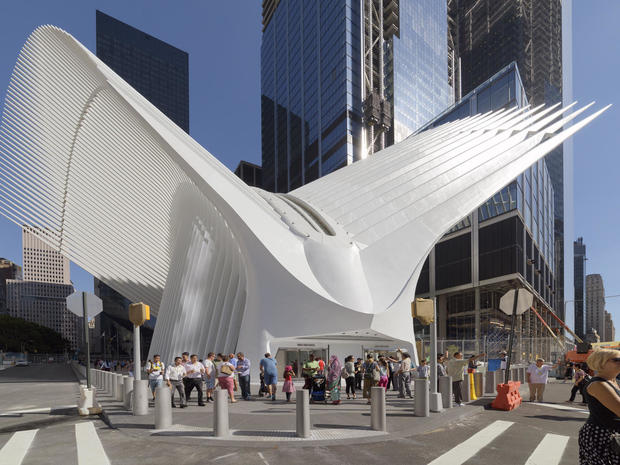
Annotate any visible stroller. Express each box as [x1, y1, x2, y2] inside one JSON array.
[[310, 374, 327, 403]]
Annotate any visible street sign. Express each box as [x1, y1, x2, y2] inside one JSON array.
[[499, 288, 533, 316], [66, 291, 103, 320]]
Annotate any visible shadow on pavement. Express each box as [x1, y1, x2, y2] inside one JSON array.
[[313, 424, 372, 431], [524, 415, 585, 422]]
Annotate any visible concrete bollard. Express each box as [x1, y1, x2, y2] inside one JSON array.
[[133, 379, 149, 416], [103, 372, 110, 393], [214, 389, 229, 437], [78, 386, 97, 416], [473, 372, 484, 397], [89, 369, 95, 387], [123, 376, 134, 409], [462, 375, 471, 402], [521, 367, 526, 383], [438, 376, 453, 408], [154, 386, 172, 430], [370, 387, 386, 431], [115, 374, 123, 401], [296, 389, 310, 438], [414, 378, 429, 417], [94, 369, 99, 388]]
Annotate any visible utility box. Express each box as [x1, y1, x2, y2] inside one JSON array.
[[129, 302, 150, 327]]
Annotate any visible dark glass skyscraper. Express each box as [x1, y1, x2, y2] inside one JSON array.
[[96, 10, 190, 133], [448, 0, 567, 319], [260, 0, 451, 193], [573, 237, 586, 338]]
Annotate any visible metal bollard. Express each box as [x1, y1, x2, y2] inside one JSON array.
[[462, 375, 471, 403], [473, 372, 484, 397], [123, 376, 134, 409], [370, 387, 386, 431], [115, 374, 123, 401], [214, 389, 229, 437], [438, 376, 453, 408], [154, 386, 172, 430], [133, 379, 149, 416], [296, 389, 310, 438], [414, 378, 429, 417]]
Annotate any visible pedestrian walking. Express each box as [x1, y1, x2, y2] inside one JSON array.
[[260, 352, 278, 401], [327, 355, 342, 404], [146, 355, 165, 400], [343, 355, 356, 399], [526, 358, 559, 402], [578, 349, 620, 465], [184, 354, 206, 406], [389, 357, 401, 392], [302, 354, 319, 392], [362, 354, 380, 403], [568, 363, 587, 404], [235, 352, 251, 400], [165, 357, 187, 408], [447, 352, 484, 406], [181, 352, 190, 400], [282, 365, 296, 402], [217, 354, 237, 403], [563, 362, 575, 383]]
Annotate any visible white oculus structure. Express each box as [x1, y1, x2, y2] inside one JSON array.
[[0, 27, 609, 376]]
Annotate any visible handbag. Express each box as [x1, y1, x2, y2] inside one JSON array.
[[220, 364, 233, 375]]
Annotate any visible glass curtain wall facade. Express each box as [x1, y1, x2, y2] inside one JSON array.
[[96, 10, 190, 133], [448, 0, 566, 321], [261, 0, 451, 193], [387, 0, 452, 144], [415, 63, 557, 355]]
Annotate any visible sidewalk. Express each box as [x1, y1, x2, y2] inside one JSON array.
[[96, 382, 482, 447]]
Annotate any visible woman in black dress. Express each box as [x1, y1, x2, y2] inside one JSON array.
[[579, 349, 620, 464]]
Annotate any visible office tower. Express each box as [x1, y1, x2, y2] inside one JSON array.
[[96, 10, 189, 132], [22, 226, 70, 284], [586, 274, 605, 338], [573, 237, 586, 338], [234, 161, 263, 188], [448, 0, 567, 320], [604, 311, 615, 342], [260, 0, 452, 193], [6, 227, 78, 349], [415, 63, 557, 361], [0, 258, 21, 312], [95, 11, 187, 357]]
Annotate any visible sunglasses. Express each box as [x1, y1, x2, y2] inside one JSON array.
[[612, 358, 620, 363]]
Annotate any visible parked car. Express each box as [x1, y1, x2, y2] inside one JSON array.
[[15, 360, 30, 367]]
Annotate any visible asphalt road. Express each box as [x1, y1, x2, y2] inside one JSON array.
[[0, 369, 587, 465]]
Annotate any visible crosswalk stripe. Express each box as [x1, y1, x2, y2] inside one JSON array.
[[0, 429, 38, 465], [534, 402, 588, 413], [524, 433, 569, 465], [427, 420, 514, 465], [75, 422, 111, 465]]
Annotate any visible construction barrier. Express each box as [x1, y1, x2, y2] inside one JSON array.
[[491, 381, 522, 411]]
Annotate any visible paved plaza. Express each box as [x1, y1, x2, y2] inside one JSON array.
[[0, 364, 588, 464]]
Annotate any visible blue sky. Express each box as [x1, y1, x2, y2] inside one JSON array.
[[0, 1, 618, 334]]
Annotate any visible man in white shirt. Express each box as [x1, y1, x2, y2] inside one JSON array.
[[184, 354, 206, 406], [165, 357, 187, 408], [397, 353, 413, 399], [146, 354, 165, 400], [526, 358, 559, 402]]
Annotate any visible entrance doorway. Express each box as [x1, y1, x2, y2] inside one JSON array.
[[275, 348, 327, 379]]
